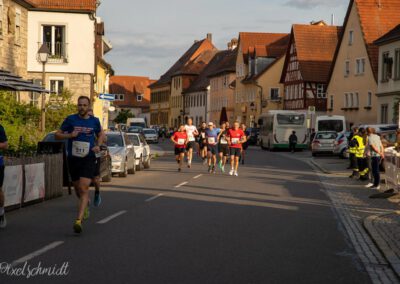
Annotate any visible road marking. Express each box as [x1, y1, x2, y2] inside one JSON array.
[[175, 181, 188, 188], [97, 210, 127, 224], [193, 174, 203, 179], [11, 241, 64, 266], [145, 193, 163, 202]]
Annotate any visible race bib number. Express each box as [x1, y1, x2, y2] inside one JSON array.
[[178, 139, 185, 145], [220, 137, 228, 144], [188, 134, 195, 142], [201, 133, 205, 139], [208, 137, 216, 144], [72, 141, 90, 158], [232, 138, 239, 145]]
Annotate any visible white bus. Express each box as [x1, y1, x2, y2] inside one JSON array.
[[315, 115, 346, 134], [258, 110, 308, 150]]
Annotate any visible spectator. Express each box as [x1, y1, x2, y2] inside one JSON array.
[[289, 131, 298, 153], [365, 127, 384, 190]]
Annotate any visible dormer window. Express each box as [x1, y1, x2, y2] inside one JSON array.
[[137, 94, 143, 102]]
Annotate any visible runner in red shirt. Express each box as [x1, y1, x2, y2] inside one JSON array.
[[227, 121, 246, 176], [171, 124, 188, 172]]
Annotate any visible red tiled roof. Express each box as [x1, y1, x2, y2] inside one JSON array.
[[375, 24, 400, 45], [27, 0, 97, 11], [208, 49, 237, 78], [149, 38, 216, 89], [109, 76, 154, 108], [239, 32, 289, 63], [173, 49, 218, 76], [287, 24, 342, 83]]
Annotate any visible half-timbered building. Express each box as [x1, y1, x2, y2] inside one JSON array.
[[280, 22, 342, 113]]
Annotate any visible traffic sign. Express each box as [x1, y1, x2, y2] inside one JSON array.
[[308, 106, 316, 114], [99, 94, 115, 101]]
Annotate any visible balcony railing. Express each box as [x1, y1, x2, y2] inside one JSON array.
[[37, 42, 68, 63]]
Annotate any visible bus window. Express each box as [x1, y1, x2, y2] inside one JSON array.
[[277, 114, 305, 125]]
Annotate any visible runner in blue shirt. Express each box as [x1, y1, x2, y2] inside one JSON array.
[[205, 122, 219, 174], [56, 96, 105, 234]]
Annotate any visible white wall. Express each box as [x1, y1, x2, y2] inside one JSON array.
[[377, 40, 400, 95], [27, 11, 95, 74]]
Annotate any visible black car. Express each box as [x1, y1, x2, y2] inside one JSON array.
[[40, 132, 112, 184], [247, 128, 260, 145]]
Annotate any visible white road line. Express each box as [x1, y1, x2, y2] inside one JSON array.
[[97, 210, 127, 224], [11, 241, 64, 266], [145, 193, 163, 202], [175, 181, 188, 188], [193, 174, 203, 179]]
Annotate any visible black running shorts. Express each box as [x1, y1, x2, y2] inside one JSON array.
[[207, 145, 218, 155], [68, 156, 96, 182], [230, 148, 241, 157], [218, 144, 229, 156], [175, 148, 186, 155]]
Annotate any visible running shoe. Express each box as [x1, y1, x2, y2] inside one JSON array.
[[234, 171, 238, 177], [371, 186, 381, 190], [73, 219, 82, 234], [203, 159, 207, 165], [365, 183, 374, 188], [212, 166, 216, 174], [208, 166, 212, 173], [94, 193, 102, 207], [83, 206, 90, 220], [0, 214, 6, 229], [188, 163, 191, 168], [229, 169, 234, 176]]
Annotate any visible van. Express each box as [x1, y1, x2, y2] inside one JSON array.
[[127, 118, 147, 129], [315, 115, 346, 134]]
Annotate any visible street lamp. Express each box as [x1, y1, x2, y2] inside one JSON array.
[[38, 43, 49, 132]]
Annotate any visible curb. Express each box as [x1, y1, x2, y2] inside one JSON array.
[[364, 212, 400, 278], [310, 159, 332, 174]]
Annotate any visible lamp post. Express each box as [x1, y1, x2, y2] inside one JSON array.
[[38, 43, 49, 132]]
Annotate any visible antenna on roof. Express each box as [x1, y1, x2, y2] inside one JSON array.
[[377, 0, 382, 8], [331, 14, 335, 26]]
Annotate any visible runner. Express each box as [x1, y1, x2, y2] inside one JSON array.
[[227, 121, 246, 176], [198, 122, 208, 165], [88, 108, 102, 207], [171, 124, 188, 172], [217, 122, 229, 173], [185, 118, 198, 168], [0, 124, 8, 229], [56, 96, 105, 234], [240, 123, 251, 165], [205, 122, 219, 173]]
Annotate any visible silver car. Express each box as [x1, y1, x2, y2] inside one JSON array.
[[106, 131, 136, 177], [127, 133, 151, 171], [311, 131, 337, 156], [143, 128, 159, 143], [333, 132, 351, 158]]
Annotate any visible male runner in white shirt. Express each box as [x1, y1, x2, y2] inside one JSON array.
[[184, 118, 199, 168]]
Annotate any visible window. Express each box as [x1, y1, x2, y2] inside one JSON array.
[[349, 30, 354, 45], [50, 80, 64, 95], [42, 25, 66, 60], [114, 94, 124, 101], [329, 95, 334, 109], [381, 104, 388, 124], [395, 49, 400, 80], [354, 92, 359, 107], [355, 58, 365, 75], [317, 84, 326, 98], [137, 94, 143, 102], [15, 9, 21, 44], [29, 93, 40, 106], [344, 60, 350, 76], [344, 93, 349, 108], [270, 88, 280, 101], [382, 52, 392, 81], [367, 91, 372, 107], [349, 93, 354, 107]]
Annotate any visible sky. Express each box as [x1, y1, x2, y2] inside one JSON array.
[[97, 0, 349, 80]]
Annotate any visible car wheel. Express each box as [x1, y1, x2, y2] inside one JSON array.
[[102, 163, 112, 182], [144, 156, 151, 169], [136, 156, 143, 171], [119, 161, 128, 177]]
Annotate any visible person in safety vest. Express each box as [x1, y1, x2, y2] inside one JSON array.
[[355, 128, 369, 181], [348, 127, 359, 178]]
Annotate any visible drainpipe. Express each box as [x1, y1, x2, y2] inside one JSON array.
[[254, 81, 263, 118]]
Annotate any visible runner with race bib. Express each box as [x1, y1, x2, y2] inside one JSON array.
[[217, 122, 229, 173], [205, 122, 219, 174], [171, 124, 188, 172], [56, 96, 105, 234], [227, 121, 246, 177], [184, 118, 198, 168]]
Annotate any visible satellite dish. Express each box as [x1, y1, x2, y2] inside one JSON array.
[[109, 106, 116, 112]]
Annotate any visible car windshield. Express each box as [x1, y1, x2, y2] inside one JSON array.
[[43, 133, 56, 142], [277, 114, 305, 125], [144, 130, 156, 134], [128, 127, 142, 133], [106, 134, 124, 147], [127, 135, 140, 146], [318, 120, 344, 132], [316, 132, 337, 140]]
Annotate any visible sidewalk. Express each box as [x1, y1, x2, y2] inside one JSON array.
[[305, 152, 400, 282]]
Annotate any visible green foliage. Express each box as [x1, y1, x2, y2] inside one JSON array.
[[45, 89, 76, 132], [114, 109, 134, 124]]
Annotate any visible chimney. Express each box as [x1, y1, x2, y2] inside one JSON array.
[[331, 14, 335, 25], [207, 33, 212, 43], [227, 42, 232, 50], [231, 38, 238, 50]]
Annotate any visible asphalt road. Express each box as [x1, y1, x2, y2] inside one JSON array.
[[0, 142, 372, 284]]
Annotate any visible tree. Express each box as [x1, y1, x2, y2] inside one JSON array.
[[113, 109, 134, 124], [45, 88, 76, 132]]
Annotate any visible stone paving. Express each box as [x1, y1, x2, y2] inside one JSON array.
[[278, 151, 400, 284]]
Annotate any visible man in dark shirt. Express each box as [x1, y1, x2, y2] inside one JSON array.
[[289, 131, 298, 153], [0, 125, 8, 229]]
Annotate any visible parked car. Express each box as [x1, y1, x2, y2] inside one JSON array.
[[126, 133, 151, 171], [311, 131, 337, 156], [333, 131, 351, 158], [106, 131, 136, 177], [41, 131, 113, 183], [128, 126, 144, 134], [143, 128, 159, 143]]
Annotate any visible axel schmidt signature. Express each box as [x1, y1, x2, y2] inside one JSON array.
[[0, 261, 70, 279]]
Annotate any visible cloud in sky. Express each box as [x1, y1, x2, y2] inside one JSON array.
[[284, 0, 348, 9], [98, 0, 348, 79]]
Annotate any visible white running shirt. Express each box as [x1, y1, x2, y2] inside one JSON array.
[[185, 125, 197, 142]]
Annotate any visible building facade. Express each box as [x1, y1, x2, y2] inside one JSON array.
[[375, 24, 400, 124], [327, 0, 400, 126]]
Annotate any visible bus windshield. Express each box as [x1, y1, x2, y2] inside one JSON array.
[[277, 114, 305, 125], [318, 120, 343, 132]]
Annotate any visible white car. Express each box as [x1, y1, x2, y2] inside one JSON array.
[[127, 133, 151, 171], [143, 128, 159, 143]]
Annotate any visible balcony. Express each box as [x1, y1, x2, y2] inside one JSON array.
[[37, 42, 68, 64]]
